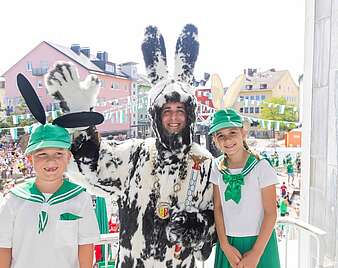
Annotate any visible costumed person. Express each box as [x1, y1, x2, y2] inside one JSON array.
[[44, 24, 216, 267], [209, 108, 281, 268], [0, 123, 100, 268]]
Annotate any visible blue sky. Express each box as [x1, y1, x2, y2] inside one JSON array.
[[0, 0, 304, 85]]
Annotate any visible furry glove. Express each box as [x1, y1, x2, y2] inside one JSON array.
[[45, 62, 100, 113], [166, 207, 212, 249]]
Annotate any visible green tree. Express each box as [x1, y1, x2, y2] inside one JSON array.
[[260, 97, 298, 131]]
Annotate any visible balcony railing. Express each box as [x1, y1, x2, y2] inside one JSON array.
[[95, 233, 119, 268], [94, 217, 327, 268], [277, 217, 326, 268]]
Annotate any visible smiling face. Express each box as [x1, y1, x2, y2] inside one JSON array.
[[213, 127, 247, 156], [28, 147, 71, 184], [161, 102, 187, 134]]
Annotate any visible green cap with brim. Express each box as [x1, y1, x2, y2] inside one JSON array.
[[208, 108, 243, 135], [25, 123, 71, 155]]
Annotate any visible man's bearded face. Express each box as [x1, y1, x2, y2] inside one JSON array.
[[161, 102, 187, 134]]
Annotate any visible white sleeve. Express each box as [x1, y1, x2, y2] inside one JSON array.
[[78, 193, 100, 245], [257, 159, 279, 188], [209, 159, 221, 185], [0, 195, 14, 248]]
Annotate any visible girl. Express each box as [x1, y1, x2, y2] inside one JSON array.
[[209, 108, 280, 268]]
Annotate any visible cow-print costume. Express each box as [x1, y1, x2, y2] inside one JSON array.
[[45, 24, 216, 268]]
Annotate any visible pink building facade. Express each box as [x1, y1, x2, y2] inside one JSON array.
[[2, 41, 137, 134]]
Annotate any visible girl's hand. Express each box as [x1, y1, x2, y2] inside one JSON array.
[[237, 249, 261, 268], [221, 243, 242, 268]]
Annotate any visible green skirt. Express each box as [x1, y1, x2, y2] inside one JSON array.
[[214, 230, 281, 268]]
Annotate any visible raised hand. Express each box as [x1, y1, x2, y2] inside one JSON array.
[[45, 62, 101, 113]]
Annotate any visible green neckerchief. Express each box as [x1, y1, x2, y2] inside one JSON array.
[[10, 178, 85, 234], [217, 154, 260, 204]]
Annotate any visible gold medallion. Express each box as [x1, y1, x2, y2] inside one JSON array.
[[157, 202, 170, 220]]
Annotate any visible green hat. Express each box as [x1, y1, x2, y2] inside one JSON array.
[[208, 108, 243, 135], [25, 123, 71, 155]]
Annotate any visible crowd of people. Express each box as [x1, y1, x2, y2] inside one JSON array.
[[0, 135, 34, 196]]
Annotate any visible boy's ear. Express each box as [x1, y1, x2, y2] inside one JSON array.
[[66, 150, 72, 161]]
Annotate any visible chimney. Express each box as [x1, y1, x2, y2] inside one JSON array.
[[97, 51, 108, 62], [71, 44, 81, 55], [80, 47, 90, 58]]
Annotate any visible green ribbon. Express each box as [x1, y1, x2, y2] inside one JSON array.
[[222, 173, 244, 204], [38, 211, 48, 234], [218, 154, 260, 204]]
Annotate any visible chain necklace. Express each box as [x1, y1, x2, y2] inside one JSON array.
[[150, 144, 188, 220]]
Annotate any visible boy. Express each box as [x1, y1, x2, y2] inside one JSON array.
[[0, 123, 100, 268]]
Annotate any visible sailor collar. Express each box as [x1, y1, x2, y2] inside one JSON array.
[[10, 178, 85, 233], [216, 154, 261, 204]]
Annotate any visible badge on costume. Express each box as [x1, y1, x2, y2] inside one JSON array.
[[157, 202, 170, 219]]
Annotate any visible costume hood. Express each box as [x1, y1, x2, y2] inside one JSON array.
[[141, 24, 199, 153]]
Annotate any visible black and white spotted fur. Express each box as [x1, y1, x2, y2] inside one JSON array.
[[45, 24, 216, 268]]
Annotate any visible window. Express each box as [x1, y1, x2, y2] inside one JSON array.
[[244, 107, 249, 113], [140, 114, 143, 119], [240, 108, 244, 113], [0, 81, 5, 88], [105, 64, 113, 73], [111, 82, 119, 89], [40, 60, 48, 69], [260, 84, 267, 89], [249, 107, 254, 113], [255, 95, 260, 101], [244, 96, 249, 100], [261, 95, 266, 100], [245, 84, 253, 90], [27, 61, 32, 71], [255, 107, 260, 113], [250, 96, 255, 100], [240, 96, 244, 101]]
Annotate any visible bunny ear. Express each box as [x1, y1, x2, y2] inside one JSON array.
[[210, 74, 224, 110], [52, 112, 104, 128], [16, 73, 46, 125], [222, 74, 245, 108], [141, 26, 168, 85], [174, 24, 199, 85]]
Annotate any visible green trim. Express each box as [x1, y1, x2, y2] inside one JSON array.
[[10, 179, 45, 203], [47, 180, 85, 205]]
